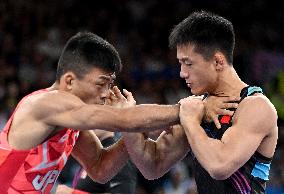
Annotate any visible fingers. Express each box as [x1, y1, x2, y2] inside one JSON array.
[[123, 89, 136, 104], [104, 98, 112, 105], [107, 86, 136, 107], [212, 116, 221, 129], [112, 86, 125, 100], [109, 90, 117, 100], [123, 89, 131, 98], [217, 109, 234, 116], [221, 96, 240, 102], [221, 102, 238, 109]]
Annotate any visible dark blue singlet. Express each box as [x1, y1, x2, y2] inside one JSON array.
[[192, 86, 272, 194]]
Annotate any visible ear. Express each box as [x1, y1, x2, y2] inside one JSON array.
[[61, 72, 76, 91], [213, 52, 226, 71]]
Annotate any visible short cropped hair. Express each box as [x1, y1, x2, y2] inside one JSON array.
[[169, 11, 235, 64], [56, 32, 122, 81]]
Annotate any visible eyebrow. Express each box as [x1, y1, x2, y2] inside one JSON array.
[[178, 57, 193, 64], [98, 73, 116, 81]]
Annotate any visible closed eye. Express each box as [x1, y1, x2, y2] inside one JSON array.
[[179, 57, 193, 66], [178, 62, 192, 67], [185, 63, 192, 66], [96, 83, 105, 87]]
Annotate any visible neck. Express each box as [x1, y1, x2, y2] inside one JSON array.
[[47, 82, 60, 91], [211, 66, 247, 97]]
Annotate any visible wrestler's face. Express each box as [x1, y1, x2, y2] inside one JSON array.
[[177, 44, 218, 95], [71, 67, 115, 105]]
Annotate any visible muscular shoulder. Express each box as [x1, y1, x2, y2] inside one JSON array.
[[233, 94, 277, 132], [238, 94, 277, 117], [19, 90, 85, 120]]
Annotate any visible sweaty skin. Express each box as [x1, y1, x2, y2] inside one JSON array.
[[123, 43, 277, 182], [6, 67, 179, 184], [122, 94, 239, 179]]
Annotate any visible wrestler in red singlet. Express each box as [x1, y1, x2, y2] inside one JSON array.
[[0, 90, 80, 194]]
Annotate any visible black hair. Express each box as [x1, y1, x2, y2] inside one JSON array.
[[169, 11, 235, 64], [56, 32, 122, 81]]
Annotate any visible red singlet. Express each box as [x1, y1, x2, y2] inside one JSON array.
[[0, 89, 80, 193]]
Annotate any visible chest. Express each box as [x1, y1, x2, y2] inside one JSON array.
[[201, 115, 233, 140]]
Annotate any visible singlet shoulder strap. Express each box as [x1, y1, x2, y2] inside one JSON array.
[[227, 86, 263, 123], [247, 86, 263, 96], [240, 85, 263, 101]]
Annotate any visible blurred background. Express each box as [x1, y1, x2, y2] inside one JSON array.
[[0, 0, 283, 193]]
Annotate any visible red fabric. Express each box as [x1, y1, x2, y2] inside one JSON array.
[[220, 115, 231, 124], [0, 89, 80, 193]]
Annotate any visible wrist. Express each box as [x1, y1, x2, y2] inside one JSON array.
[[173, 104, 181, 124], [181, 117, 201, 127]]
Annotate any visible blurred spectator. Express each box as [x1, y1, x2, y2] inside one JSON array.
[[163, 162, 196, 194], [0, 0, 283, 192]]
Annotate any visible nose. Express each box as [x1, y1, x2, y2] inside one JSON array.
[[180, 64, 188, 79]]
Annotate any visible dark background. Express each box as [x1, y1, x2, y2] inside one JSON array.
[[0, 0, 283, 193]]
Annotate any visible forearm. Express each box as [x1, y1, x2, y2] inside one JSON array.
[[51, 104, 180, 132], [130, 104, 180, 130], [87, 138, 129, 183], [122, 132, 159, 179], [99, 104, 180, 132], [72, 137, 129, 184], [122, 127, 189, 180]]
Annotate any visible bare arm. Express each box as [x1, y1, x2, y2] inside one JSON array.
[[121, 95, 239, 180], [179, 95, 278, 180], [56, 185, 88, 194], [72, 130, 128, 184], [37, 90, 179, 132], [122, 124, 190, 180]]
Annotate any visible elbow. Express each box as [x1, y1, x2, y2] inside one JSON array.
[[86, 163, 112, 184], [141, 170, 163, 180], [92, 177, 109, 184], [88, 170, 111, 184], [93, 177, 110, 184], [144, 175, 159, 180], [139, 163, 169, 180], [204, 153, 237, 180], [208, 168, 229, 180], [207, 164, 233, 180]]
